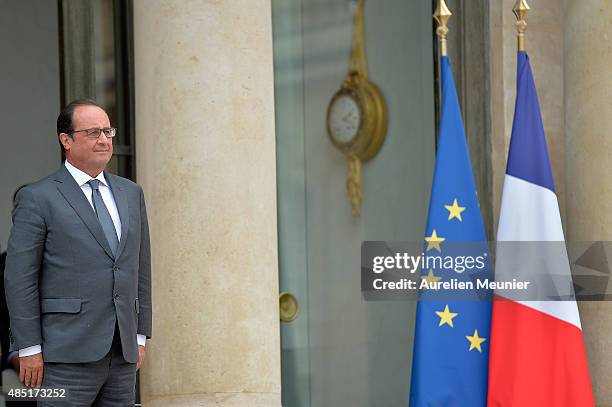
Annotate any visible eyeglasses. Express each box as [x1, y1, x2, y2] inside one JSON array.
[[70, 127, 117, 139]]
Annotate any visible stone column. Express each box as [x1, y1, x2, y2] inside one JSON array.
[[565, 1, 612, 405], [133, 1, 281, 406], [59, 0, 95, 104]]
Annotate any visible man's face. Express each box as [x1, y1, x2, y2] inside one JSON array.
[[62, 105, 113, 172]]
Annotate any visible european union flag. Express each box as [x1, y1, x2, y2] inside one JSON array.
[[409, 56, 492, 406]]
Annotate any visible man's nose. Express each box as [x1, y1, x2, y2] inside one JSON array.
[[97, 134, 111, 143]]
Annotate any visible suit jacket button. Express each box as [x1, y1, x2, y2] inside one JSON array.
[[114, 294, 120, 299]]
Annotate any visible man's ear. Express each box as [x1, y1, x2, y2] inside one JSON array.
[[59, 133, 72, 151]]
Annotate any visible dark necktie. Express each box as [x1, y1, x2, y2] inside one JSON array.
[[87, 179, 119, 256]]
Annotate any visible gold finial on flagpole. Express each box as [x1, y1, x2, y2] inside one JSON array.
[[433, 0, 452, 57], [513, 0, 530, 51]]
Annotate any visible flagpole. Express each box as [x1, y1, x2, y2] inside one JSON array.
[[433, 0, 452, 57], [513, 0, 530, 51]]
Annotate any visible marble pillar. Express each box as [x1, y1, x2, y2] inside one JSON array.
[[133, 1, 281, 405], [565, 1, 612, 405]]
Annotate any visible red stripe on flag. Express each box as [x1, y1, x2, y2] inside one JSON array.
[[488, 299, 594, 407]]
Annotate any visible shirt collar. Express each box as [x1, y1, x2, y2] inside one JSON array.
[[64, 160, 108, 188]]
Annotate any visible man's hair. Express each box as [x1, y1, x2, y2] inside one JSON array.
[[56, 99, 104, 156]]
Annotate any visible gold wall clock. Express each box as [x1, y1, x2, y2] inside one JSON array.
[[326, 0, 387, 217]]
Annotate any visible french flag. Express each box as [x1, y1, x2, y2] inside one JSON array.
[[487, 51, 594, 406]]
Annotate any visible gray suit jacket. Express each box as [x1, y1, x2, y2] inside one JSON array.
[[3, 166, 152, 363]]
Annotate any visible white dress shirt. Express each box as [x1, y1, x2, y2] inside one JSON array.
[[19, 161, 146, 358]]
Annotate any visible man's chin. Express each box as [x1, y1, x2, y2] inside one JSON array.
[[95, 154, 112, 167], [95, 151, 112, 159]]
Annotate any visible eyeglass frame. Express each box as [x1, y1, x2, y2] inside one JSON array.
[[69, 127, 117, 139]]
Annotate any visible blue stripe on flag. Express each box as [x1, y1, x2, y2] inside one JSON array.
[[505, 51, 556, 192]]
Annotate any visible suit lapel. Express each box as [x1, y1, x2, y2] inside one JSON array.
[[54, 166, 115, 260], [105, 171, 130, 260]]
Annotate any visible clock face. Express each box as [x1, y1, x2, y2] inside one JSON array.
[[328, 94, 361, 144]]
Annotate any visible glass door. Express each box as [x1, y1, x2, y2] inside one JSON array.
[[273, 0, 436, 405]]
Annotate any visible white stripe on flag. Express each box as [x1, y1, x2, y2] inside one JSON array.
[[497, 175, 564, 241], [496, 174, 582, 329]]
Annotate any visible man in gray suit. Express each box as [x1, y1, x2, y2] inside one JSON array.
[[4, 99, 152, 406]]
